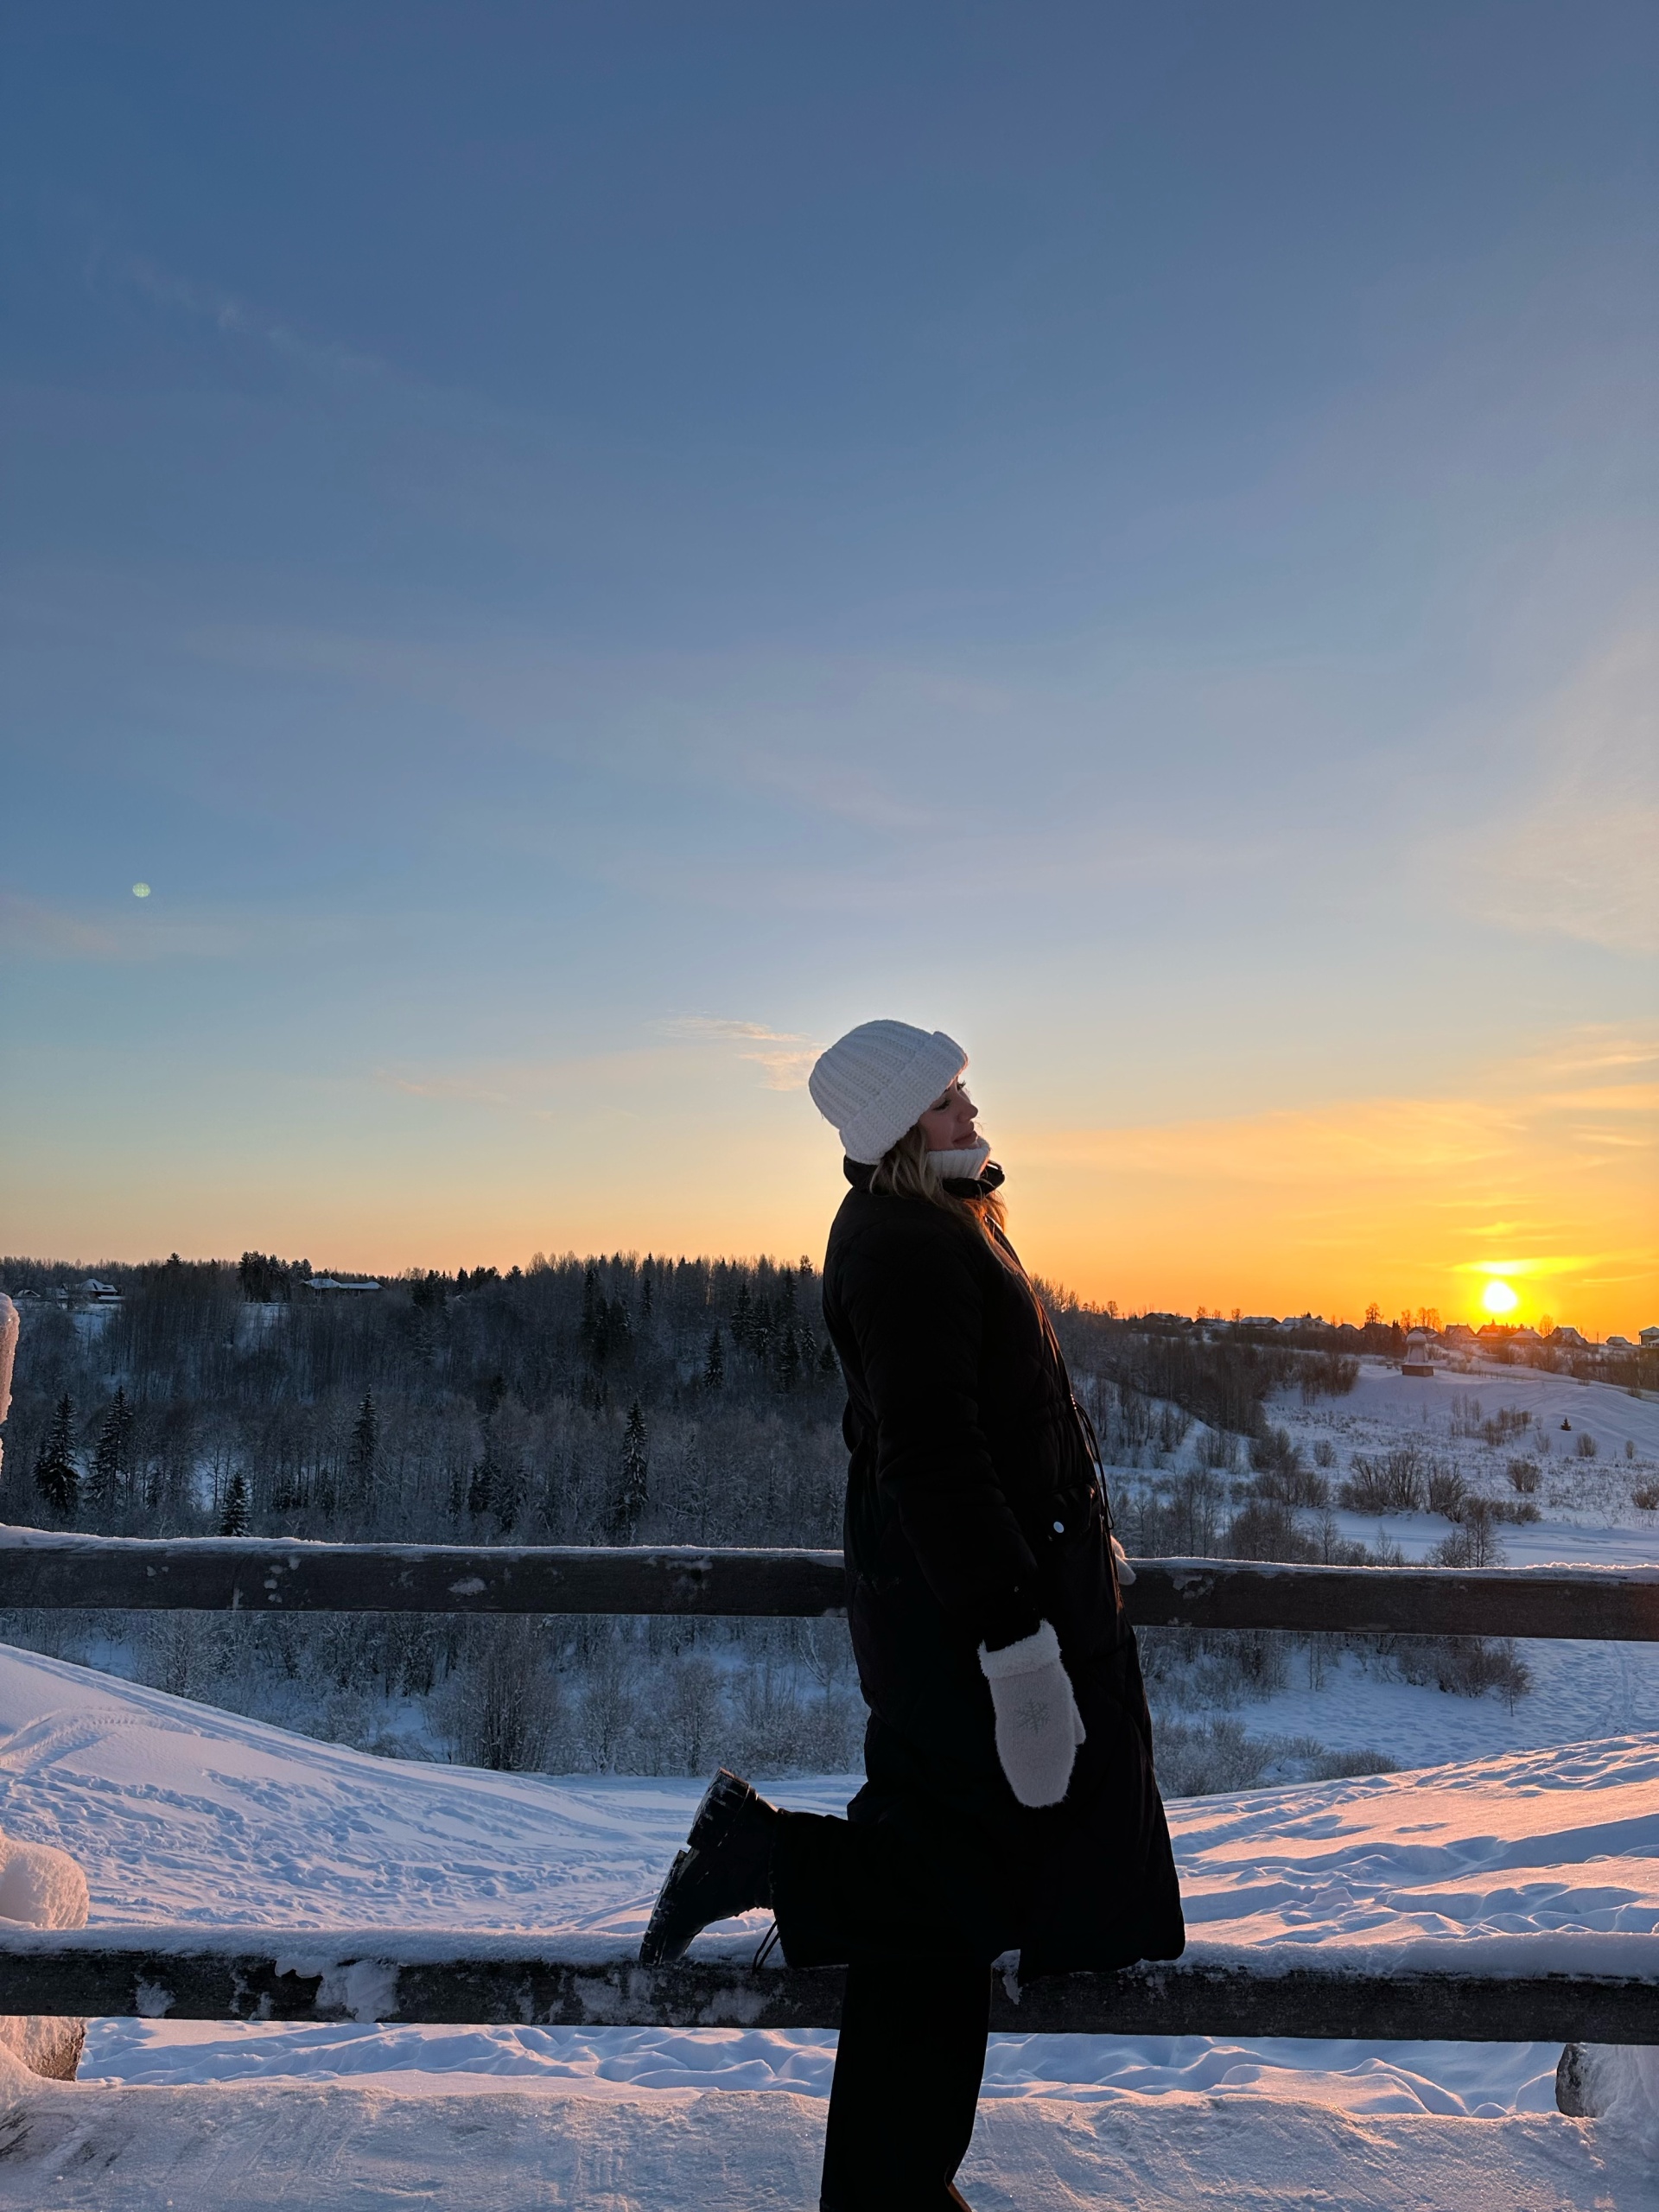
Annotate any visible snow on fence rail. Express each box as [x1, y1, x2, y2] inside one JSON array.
[[0, 1529, 1656, 1639], [0, 1930, 1655, 2044]]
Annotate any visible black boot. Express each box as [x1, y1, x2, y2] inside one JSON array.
[[639, 1770, 779, 1966]]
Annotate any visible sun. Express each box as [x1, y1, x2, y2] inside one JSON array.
[[1481, 1279, 1520, 1316]]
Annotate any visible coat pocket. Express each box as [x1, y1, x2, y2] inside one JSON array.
[[1035, 1478, 1122, 1661]]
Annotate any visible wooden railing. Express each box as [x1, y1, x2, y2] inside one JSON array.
[[0, 1929, 1653, 2043], [2, 1530, 1654, 2043], [0, 1530, 1656, 1640]]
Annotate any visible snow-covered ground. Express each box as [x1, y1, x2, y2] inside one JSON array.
[[0, 1639, 1654, 2203], [0, 1357, 1654, 2205], [3, 2070, 1651, 2210]]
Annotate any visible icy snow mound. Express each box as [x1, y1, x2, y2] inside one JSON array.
[[0, 1817, 88, 2082]]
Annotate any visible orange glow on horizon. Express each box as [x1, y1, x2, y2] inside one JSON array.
[[1004, 1040, 1657, 1338], [5, 1029, 1655, 1342]]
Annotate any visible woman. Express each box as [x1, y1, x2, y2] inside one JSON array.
[[641, 1019, 1184, 2210]]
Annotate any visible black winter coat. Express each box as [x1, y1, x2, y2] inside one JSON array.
[[823, 1163, 1185, 1979]]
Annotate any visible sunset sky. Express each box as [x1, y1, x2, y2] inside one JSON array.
[[3, 3, 1656, 1332]]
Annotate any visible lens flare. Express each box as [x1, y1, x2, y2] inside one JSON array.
[[1481, 1279, 1520, 1316], [131, 883, 150, 898]]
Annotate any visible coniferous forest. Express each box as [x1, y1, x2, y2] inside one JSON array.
[[3, 1252, 847, 1549], [0, 1250, 1411, 1789]]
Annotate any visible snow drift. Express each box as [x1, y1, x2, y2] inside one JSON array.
[[0, 1638, 1651, 2203]]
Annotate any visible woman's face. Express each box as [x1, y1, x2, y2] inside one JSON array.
[[918, 1077, 979, 1152]]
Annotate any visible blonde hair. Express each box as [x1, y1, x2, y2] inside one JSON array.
[[868, 1124, 1007, 1238]]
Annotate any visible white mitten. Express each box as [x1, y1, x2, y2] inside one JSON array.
[[978, 1622, 1085, 1808]]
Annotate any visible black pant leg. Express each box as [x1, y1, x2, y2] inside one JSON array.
[[772, 1808, 1012, 1965], [820, 1950, 991, 2212], [769, 1812, 997, 2211]]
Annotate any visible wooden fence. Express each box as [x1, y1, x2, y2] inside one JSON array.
[[1, 1532, 1656, 1640], [0, 1931, 1653, 2043], [1, 1533, 1654, 2043]]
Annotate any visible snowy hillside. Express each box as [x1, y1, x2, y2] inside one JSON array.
[[1110, 1361, 1659, 1773], [1181, 1357, 1659, 1569], [1273, 1359, 1659, 1532], [0, 1642, 1649, 2115]]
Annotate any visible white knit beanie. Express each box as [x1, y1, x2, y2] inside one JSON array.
[[809, 1020, 969, 1164]]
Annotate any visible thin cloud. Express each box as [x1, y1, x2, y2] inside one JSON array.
[[119, 254, 388, 385], [1538, 1084, 1659, 1115], [1449, 1254, 1601, 1278], [1024, 1096, 1520, 1184], [374, 1043, 694, 1115], [665, 1017, 823, 1090], [1516, 1028, 1659, 1077], [0, 893, 404, 965], [379, 1071, 515, 1109], [0, 893, 242, 962], [1458, 630, 1659, 956]]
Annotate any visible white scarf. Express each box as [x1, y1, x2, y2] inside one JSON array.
[[929, 1141, 992, 1183]]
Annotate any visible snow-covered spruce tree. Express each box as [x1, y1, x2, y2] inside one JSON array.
[[86, 1387, 133, 1522], [219, 1470, 251, 1536], [347, 1390, 378, 1513], [578, 1262, 601, 1358], [467, 1375, 507, 1519], [613, 1402, 650, 1540], [704, 1324, 724, 1390], [776, 1323, 801, 1392], [33, 1394, 79, 1522]]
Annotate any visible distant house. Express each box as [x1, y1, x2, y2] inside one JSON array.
[[1606, 1335, 1635, 1351], [1239, 1315, 1278, 1327], [1401, 1329, 1435, 1376], [1510, 1326, 1542, 1346], [302, 1276, 383, 1295], [1476, 1322, 1515, 1341], [80, 1280, 122, 1305], [1641, 1326, 1659, 1347], [1547, 1326, 1590, 1349], [1443, 1324, 1478, 1345]]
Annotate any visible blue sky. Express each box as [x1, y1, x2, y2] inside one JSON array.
[[3, 3, 1655, 1323]]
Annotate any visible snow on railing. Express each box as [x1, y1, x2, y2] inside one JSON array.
[[0, 1928, 1653, 2043]]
